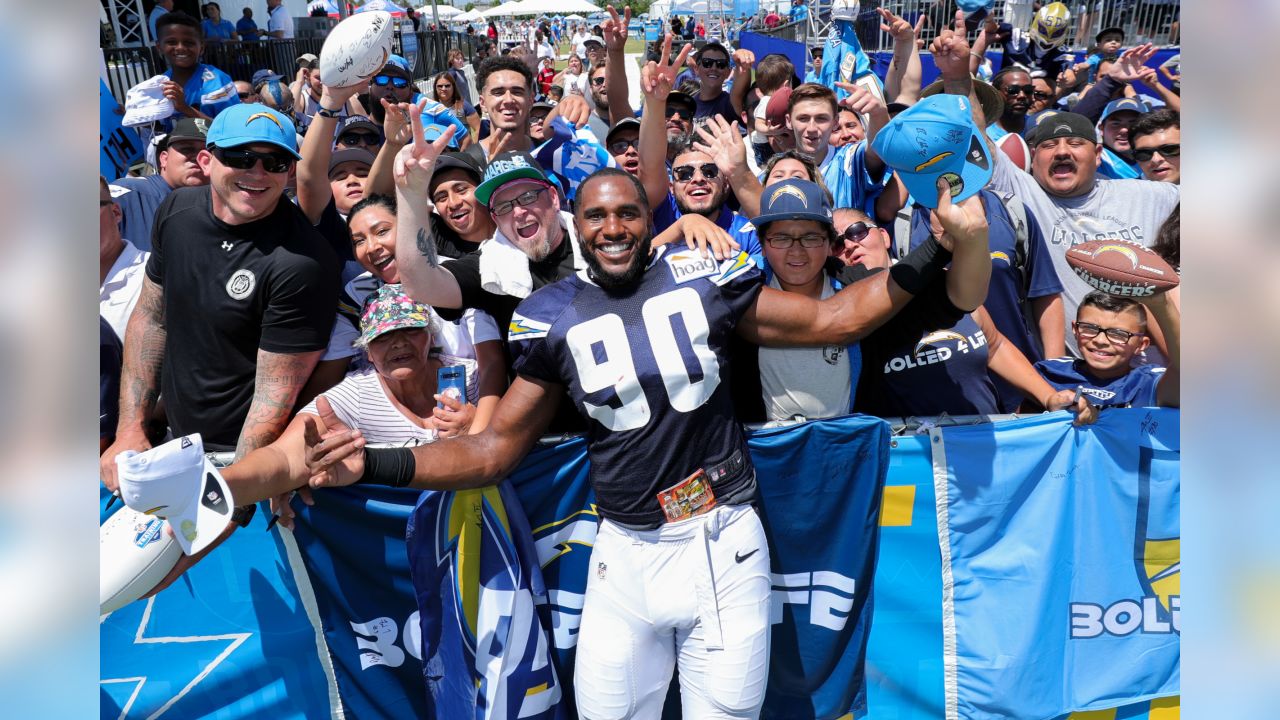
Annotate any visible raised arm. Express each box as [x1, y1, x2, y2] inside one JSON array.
[[1139, 292, 1180, 408], [100, 276, 166, 491], [638, 35, 693, 209], [296, 82, 362, 224], [879, 8, 925, 104], [602, 5, 637, 122], [391, 106, 466, 308], [835, 81, 890, 177], [729, 48, 756, 119], [305, 376, 562, 491], [692, 114, 763, 219], [1073, 44, 1157, 123], [365, 98, 415, 197]]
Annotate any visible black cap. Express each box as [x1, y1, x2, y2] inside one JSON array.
[[163, 117, 210, 148], [667, 91, 696, 116], [336, 115, 382, 138], [430, 150, 485, 188], [328, 148, 376, 174], [606, 117, 640, 144], [1095, 26, 1125, 44], [1025, 111, 1097, 146]]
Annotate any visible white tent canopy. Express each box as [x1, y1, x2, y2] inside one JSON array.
[[454, 8, 486, 22], [481, 1, 524, 17], [416, 4, 463, 17], [483, 0, 601, 17]]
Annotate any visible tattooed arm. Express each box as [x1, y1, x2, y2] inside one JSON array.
[[393, 172, 466, 309], [100, 276, 166, 491], [234, 348, 325, 460]]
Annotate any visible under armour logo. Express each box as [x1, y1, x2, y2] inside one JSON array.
[[222, 241, 234, 251]]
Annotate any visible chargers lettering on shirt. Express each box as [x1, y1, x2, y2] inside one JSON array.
[[883, 328, 987, 374]]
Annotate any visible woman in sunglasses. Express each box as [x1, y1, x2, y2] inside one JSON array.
[[432, 71, 480, 143]]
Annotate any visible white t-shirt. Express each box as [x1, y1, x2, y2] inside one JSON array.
[[750, 93, 770, 144], [267, 4, 293, 39], [299, 368, 439, 446], [100, 241, 150, 342], [562, 72, 589, 97], [758, 274, 852, 421]]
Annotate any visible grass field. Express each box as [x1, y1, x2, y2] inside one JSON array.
[[546, 37, 648, 71]]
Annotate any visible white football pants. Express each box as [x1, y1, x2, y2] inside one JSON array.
[[574, 503, 772, 719]]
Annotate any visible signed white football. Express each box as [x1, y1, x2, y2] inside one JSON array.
[[101, 506, 181, 615], [320, 11, 396, 88]]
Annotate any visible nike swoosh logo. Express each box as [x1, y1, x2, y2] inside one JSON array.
[[735, 548, 759, 564]]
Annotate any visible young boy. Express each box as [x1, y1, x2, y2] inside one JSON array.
[[537, 56, 557, 99], [750, 54, 796, 164], [154, 12, 240, 128], [1084, 26, 1124, 83], [1035, 291, 1180, 409]]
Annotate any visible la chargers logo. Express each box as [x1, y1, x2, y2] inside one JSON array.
[[666, 250, 720, 284]]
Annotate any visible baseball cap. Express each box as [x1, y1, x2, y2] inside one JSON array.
[[667, 91, 696, 118], [751, 179, 833, 228], [207, 103, 302, 158], [583, 36, 604, 47], [1095, 26, 1125, 44], [431, 150, 484, 187], [251, 69, 283, 88], [382, 54, 413, 77], [122, 75, 175, 128], [1024, 111, 1097, 146], [606, 117, 640, 145], [116, 434, 234, 556], [1099, 97, 1148, 123], [921, 79, 1004, 128], [296, 52, 319, 67], [871, 94, 993, 210], [357, 284, 434, 347], [335, 114, 382, 139], [329, 148, 376, 175], [474, 151, 552, 206], [531, 100, 554, 113], [161, 117, 210, 148]]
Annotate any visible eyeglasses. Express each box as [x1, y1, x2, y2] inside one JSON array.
[[337, 132, 382, 147], [698, 57, 729, 70], [590, 75, 606, 86], [373, 75, 411, 89], [672, 163, 719, 182], [764, 234, 828, 249], [1002, 84, 1035, 97], [1132, 143, 1181, 162], [212, 147, 295, 173], [529, 114, 549, 126], [608, 138, 639, 154], [1032, 90, 1053, 100], [490, 186, 548, 216], [1073, 321, 1143, 344], [840, 221, 877, 244]]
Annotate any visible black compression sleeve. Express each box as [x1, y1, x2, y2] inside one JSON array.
[[357, 447, 417, 488], [889, 235, 953, 296]]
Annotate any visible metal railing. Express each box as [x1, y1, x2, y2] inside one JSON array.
[[101, 30, 481, 107]]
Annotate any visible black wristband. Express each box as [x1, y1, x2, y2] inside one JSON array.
[[358, 447, 417, 488], [889, 235, 953, 296], [230, 504, 257, 527]]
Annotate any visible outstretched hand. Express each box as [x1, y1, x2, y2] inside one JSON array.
[[642, 33, 693, 99], [930, 10, 972, 81], [692, 115, 746, 182], [393, 99, 458, 198], [602, 5, 631, 53], [1107, 43, 1157, 84], [878, 7, 924, 44], [305, 396, 367, 489], [1045, 388, 1100, 426]]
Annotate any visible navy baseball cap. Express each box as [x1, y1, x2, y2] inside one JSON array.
[[336, 115, 382, 139], [1099, 97, 1148, 123], [751, 179, 833, 228], [206, 103, 301, 159], [251, 69, 282, 88], [474, 152, 552, 207], [872, 94, 993, 209]]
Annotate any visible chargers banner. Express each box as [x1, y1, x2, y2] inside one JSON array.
[[934, 409, 1180, 720], [100, 79, 143, 181], [101, 413, 1179, 720]]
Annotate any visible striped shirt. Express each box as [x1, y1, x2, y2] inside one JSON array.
[[299, 368, 439, 447]]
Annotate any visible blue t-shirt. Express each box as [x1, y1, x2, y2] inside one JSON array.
[[509, 247, 763, 528], [652, 197, 761, 262], [693, 90, 737, 127], [822, 141, 883, 216], [1035, 357, 1165, 408], [162, 63, 240, 126], [109, 173, 173, 252], [236, 17, 259, 41], [201, 18, 236, 41], [909, 189, 1063, 411], [1098, 145, 1143, 180]]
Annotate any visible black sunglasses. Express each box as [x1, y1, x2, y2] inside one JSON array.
[[373, 75, 411, 89], [212, 147, 294, 173], [841, 221, 877, 243], [1032, 90, 1053, 100], [338, 132, 382, 147], [1132, 143, 1181, 162], [1002, 84, 1035, 96], [237, 91, 253, 99], [590, 75, 606, 86], [698, 57, 729, 70], [665, 105, 693, 119], [673, 163, 719, 182], [608, 138, 639, 154]]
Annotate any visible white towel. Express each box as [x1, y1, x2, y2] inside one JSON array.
[[478, 210, 585, 298]]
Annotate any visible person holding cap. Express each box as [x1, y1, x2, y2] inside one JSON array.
[[101, 102, 341, 560]]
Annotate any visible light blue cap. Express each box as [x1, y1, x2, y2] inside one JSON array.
[[871, 94, 993, 210], [205, 103, 301, 159]]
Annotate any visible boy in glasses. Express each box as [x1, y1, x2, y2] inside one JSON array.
[[690, 42, 739, 127], [1129, 108, 1180, 184], [1035, 290, 1180, 408]]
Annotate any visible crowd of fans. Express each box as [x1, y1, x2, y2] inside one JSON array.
[[100, 2, 1180, 706]]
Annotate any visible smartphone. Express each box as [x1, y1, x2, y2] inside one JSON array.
[[437, 365, 467, 409]]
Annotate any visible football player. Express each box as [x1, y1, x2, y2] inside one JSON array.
[[303, 166, 993, 717]]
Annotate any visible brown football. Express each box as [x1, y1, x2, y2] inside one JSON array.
[[1065, 240, 1179, 298]]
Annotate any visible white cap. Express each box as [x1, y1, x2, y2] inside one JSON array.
[[122, 75, 175, 128], [116, 434, 235, 555]]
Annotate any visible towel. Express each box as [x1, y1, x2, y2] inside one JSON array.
[[478, 210, 585, 298]]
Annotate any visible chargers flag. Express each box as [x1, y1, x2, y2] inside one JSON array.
[[815, 18, 881, 100], [933, 409, 1180, 720], [532, 116, 617, 201]]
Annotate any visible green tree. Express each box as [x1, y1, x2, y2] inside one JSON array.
[[464, 2, 475, 9]]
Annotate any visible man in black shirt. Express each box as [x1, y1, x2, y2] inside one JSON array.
[[101, 103, 340, 505]]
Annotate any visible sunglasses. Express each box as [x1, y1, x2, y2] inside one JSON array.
[[1132, 143, 1181, 162], [212, 147, 295, 174], [665, 105, 693, 120], [698, 57, 729, 70], [1002, 84, 1035, 96], [373, 75, 411, 89], [590, 76, 606, 86], [1073, 321, 1143, 344], [840, 221, 877, 244], [1032, 90, 1052, 100], [608, 138, 639, 154], [237, 91, 253, 100], [765, 233, 828, 249], [490, 186, 548, 216], [672, 163, 719, 182], [338, 132, 381, 147]]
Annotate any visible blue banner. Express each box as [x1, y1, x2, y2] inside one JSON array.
[[100, 79, 143, 181], [937, 409, 1180, 719]]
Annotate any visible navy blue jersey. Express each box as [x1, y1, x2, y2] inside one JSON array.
[[1035, 357, 1164, 408], [510, 247, 763, 527]]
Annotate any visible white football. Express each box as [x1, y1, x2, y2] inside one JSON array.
[[320, 11, 396, 88], [100, 506, 182, 615]]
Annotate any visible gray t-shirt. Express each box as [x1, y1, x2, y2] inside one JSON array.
[[987, 150, 1179, 355], [109, 174, 174, 253], [759, 274, 852, 421]]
